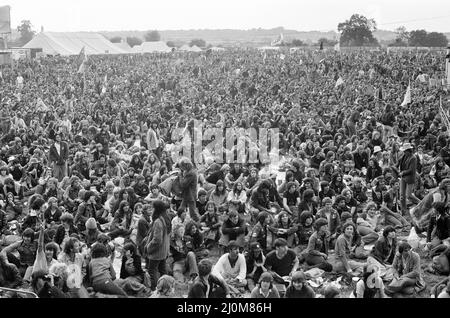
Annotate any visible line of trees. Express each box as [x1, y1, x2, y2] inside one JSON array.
[[389, 26, 448, 47]]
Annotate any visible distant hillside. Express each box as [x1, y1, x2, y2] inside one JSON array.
[[98, 28, 449, 46]]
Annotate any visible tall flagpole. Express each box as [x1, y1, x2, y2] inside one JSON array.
[[445, 46, 450, 89]]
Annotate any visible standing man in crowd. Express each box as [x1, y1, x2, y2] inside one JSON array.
[[398, 143, 420, 215], [49, 133, 69, 182]]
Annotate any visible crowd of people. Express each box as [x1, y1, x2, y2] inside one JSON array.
[[0, 47, 450, 298]]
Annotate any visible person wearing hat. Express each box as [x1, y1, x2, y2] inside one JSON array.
[[398, 142, 420, 215], [48, 133, 69, 182], [212, 240, 247, 290], [285, 270, 315, 298], [250, 271, 280, 298]]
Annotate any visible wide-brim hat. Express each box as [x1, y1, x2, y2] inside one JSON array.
[[400, 143, 413, 152]]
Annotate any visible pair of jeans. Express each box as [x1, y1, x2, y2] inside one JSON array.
[[92, 279, 128, 297], [180, 199, 199, 222], [400, 179, 420, 214], [52, 162, 67, 182], [385, 213, 410, 228], [346, 120, 356, 137], [172, 251, 199, 278], [146, 258, 168, 290]]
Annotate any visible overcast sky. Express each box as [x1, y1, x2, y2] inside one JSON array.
[[2, 0, 450, 32]]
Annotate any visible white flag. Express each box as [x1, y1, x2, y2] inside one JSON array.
[[334, 42, 340, 52], [335, 77, 344, 88], [271, 33, 284, 46], [36, 98, 49, 111], [416, 74, 426, 83], [446, 48, 450, 88], [101, 74, 107, 95], [401, 84, 411, 106]]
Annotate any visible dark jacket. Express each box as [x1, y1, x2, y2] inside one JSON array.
[[370, 236, 396, 265], [188, 275, 229, 298], [427, 213, 450, 242], [398, 153, 417, 184], [221, 216, 247, 241], [54, 224, 78, 246], [179, 169, 198, 201], [48, 141, 69, 165]]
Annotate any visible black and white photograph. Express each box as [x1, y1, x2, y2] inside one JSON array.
[[0, 0, 449, 305]]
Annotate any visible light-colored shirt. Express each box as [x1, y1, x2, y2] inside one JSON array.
[[212, 253, 247, 282]]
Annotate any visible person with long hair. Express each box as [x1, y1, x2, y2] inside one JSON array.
[[58, 236, 89, 298], [143, 200, 171, 291], [116, 242, 151, 296], [149, 275, 175, 298], [250, 271, 280, 298], [350, 264, 386, 298], [1, 227, 38, 278], [210, 180, 229, 212], [109, 200, 133, 240], [199, 201, 221, 249], [367, 225, 397, 281], [170, 223, 199, 283], [89, 243, 127, 297], [227, 181, 247, 214], [177, 157, 199, 222], [304, 218, 332, 272], [273, 211, 297, 247]]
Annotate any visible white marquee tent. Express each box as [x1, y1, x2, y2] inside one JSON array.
[[179, 44, 202, 52], [23, 32, 130, 55], [113, 41, 133, 53]]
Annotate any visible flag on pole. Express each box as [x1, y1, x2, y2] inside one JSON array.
[[446, 47, 450, 88], [401, 83, 411, 106], [335, 77, 344, 88], [77, 47, 88, 74], [271, 33, 284, 46], [334, 42, 340, 52], [36, 97, 49, 112], [76, 47, 86, 66], [101, 74, 107, 95]]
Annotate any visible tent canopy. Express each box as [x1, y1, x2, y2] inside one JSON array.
[[23, 32, 129, 56], [133, 41, 172, 53], [179, 44, 202, 52], [113, 41, 132, 53]]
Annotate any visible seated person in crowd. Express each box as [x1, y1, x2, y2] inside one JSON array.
[[264, 238, 299, 285], [385, 242, 426, 297], [211, 241, 247, 291], [284, 270, 315, 298], [333, 221, 365, 275]]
